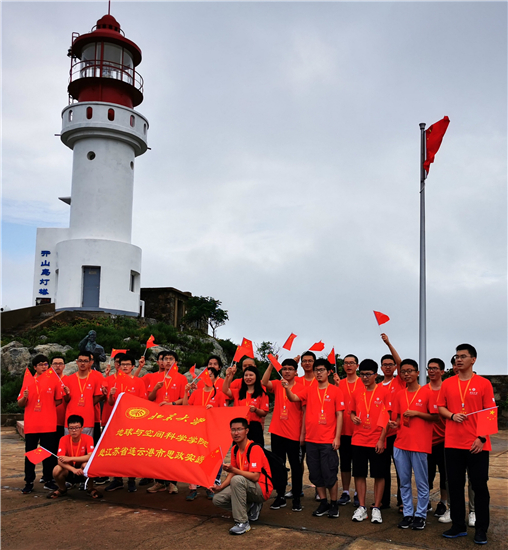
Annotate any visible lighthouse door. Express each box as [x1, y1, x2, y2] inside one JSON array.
[[82, 266, 101, 308]]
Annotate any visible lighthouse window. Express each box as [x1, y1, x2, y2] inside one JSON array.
[[108, 109, 115, 121], [86, 107, 93, 119], [87, 151, 96, 160], [130, 161, 134, 170], [68, 110, 73, 122], [130, 115, 135, 127]]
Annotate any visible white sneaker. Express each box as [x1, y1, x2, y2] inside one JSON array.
[[352, 506, 368, 522], [229, 522, 251, 535], [468, 511, 476, 527], [371, 507, 383, 524], [438, 509, 452, 523]]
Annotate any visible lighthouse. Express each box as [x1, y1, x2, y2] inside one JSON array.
[[32, 12, 148, 316]]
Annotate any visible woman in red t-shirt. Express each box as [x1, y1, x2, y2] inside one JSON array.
[[223, 366, 268, 447]]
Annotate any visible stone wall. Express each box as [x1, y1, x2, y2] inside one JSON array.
[[485, 375, 508, 428]]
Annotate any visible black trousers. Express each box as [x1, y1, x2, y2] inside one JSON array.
[[271, 433, 302, 498], [428, 441, 447, 491], [25, 432, 58, 483], [382, 434, 401, 507], [445, 448, 489, 532]]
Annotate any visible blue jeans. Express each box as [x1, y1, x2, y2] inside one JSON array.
[[393, 447, 429, 518]]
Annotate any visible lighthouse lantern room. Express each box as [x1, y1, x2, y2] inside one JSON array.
[[32, 12, 148, 316]]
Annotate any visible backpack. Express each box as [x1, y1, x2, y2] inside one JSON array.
[[233, 442, 288, 496]]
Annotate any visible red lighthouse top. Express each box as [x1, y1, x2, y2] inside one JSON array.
[[68, 14, 144, 108]]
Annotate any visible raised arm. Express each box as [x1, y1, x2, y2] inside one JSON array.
[[381, 333, 401, 369]]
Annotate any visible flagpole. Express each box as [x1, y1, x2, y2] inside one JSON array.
[[419, 122, 427, 387]]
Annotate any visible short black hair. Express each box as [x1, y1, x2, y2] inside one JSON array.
[[313, 358, 332, 371], [230, 417, 248, 429], [32, 354, 49, 367], [456, 343, 477, 359], [118, 353, 136, 366], [344, 354, 359, 364], [161, 350, 178, 361], [359, 359, 378, 373], [50, 354, 65, 363], [281, 358, 298, 369], [381, 354, 396, 365], [67, 415, 84, 427], [301, 351, 316, 361], [157, 350, 166, 360], [428, 358, 445, 371], [400, 358, 418, 370], [77, 351, 93, 360], [207, 355, 223, 370]]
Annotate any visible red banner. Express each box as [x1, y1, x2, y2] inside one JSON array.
[[84, 394, 248, 486]]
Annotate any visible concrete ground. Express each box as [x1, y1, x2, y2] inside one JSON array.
[[2, 426, 507, 550]]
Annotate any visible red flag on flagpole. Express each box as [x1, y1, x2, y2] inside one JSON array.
[[146, 335, 158, 348], [282, 333, 297, 351], [199, 447, 222, 477], [241, 338, 255, 359], [44, 367, 65, 387], [327, 348, 336, 365], [309, 341, 325, 352], [166, 363, 179, 379], [111, 348, 127, 358], [267, 353, 283, 372], [202, 368, 213, 387], [373, 311, 390, 326], [25, 447, 52, 465], [21, 367, 34, 390], [377, 406, 390, 428], [189, 365, 196, 378], [233, 345, 246, 363], [424, 116, 450, 175], [476, 407, 498, 436]]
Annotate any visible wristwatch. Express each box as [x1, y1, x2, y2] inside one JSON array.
[[478, 436, 486, 444]]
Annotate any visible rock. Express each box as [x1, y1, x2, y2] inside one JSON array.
[[123, 337, 131, 342], [63, 361, 78, 376], [1, 342, 31, 375], [33, 343, 73, 356], [39, 335, 48, 342]]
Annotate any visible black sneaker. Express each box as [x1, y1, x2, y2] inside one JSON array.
[[43, 481, 58, 491], [94, 476, 109, 486], [398, 516, 414, 529], [427, 502, 433, 512], [338, 492, 351, 505], [270, 496, 286, 509], [312, 501, 330, 517], [105, 479, 124, 492], [443, 526, 468, 538], [353, 493, 360, 507], [138, 478, 153, 486], [21, 483, 34, 494], [328, 501, 339, 518], [292, 499, 302, 512], [474, 530, 488, 545], [412, 517, 426, 530], [434, 501, 447, 517], [127, 480, 137, 493]]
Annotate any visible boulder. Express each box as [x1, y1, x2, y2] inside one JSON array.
[[1, 341, 31, 375], [63, 361, 78, 376], [33, 343, 73, 356]]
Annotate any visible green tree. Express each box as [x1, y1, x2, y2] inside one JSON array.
[[182, 296, 229, 338]]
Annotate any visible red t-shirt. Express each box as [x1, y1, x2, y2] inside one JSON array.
[[108, 375, 147, 403], [350, 385, 389, 448], [148, 371, 187, 404], [338, 377, 361, 437], [295, 376, 317, 388], [57, 433, 95, 466], [188, 387, 227, 408], [436, 374, 495, 451], [90, 370, 106, 423], [229, 389, 270, 426], [18, 375, 62, 434], [426, 384, 445, 446], [231, 441, 273, 500], [392, 386, 434, 454], [63, 372, 102, 428], [378, 376, 406, 437], [292, 383, 345, 444], [268, 379, 303, 441]]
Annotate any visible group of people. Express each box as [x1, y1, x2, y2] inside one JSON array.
[[18, 334, 495, 544]]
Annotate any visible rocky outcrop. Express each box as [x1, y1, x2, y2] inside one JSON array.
[[1, 342, 31, 375]]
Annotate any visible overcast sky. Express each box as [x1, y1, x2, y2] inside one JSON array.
[[2, 1, 507, 375]]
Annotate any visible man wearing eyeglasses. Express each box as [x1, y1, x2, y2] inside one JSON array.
[[18, 354, 63, 494], [437, 344, 495, 545]]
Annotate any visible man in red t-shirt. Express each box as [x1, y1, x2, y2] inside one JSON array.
[[390, 359, 435, 530], [212, 417, 273, 535], [18, 354, 63, 494], [285, 358, 345, 519], [437, 344, 495, 545], [261, 358, 303, 512], [48, 414, 101, 500], [50, 355, 67, 444]]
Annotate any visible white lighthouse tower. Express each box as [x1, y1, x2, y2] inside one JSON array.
[[32, 12, 148, 316]]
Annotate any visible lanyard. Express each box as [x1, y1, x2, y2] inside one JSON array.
[[303, 377, 316, 387], [70, 436, 82, 464], [405, 386, 421, 410], [77, 372, 90, 396], [34, 377, 41, 402], [202, 388, 213, 407], [458, 374, 475, 410], [237, 441, 252, 471], [346, 377, 359, 398], [317, 384, 329, 412], [363, 385, 378, 419]]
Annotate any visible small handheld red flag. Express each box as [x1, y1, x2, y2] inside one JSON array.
[[165, 363, 179, 379], [309, 341, 325, 352], [199, 447, 222, 477], [189, 365, 196, 378], [377, 406, 390, 428], [202, 368, 213, 387], [327, 348, 336, 365], [241, 338, 255, 359], [233, 345, 246, 363], [267, 353, 283, 372], [111, 348, 127, 358], [424, 116, 450, 175], [373, 311, 390, 326], [146, 335, 157, 349], [21, 367, 34, 390], [476, 407, 498, 436], [25, 447, 52, 465], [282, 333, 297, 351]]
